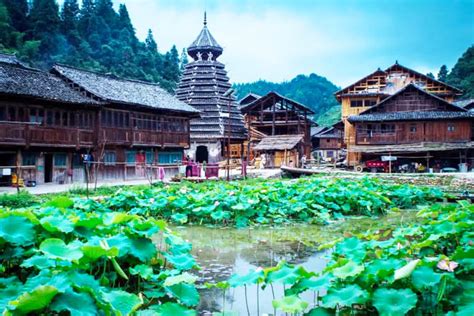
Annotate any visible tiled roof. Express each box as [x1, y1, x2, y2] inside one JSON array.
[[348, 111, 474, 123], [0, 57, 100, 105], [51, 64, 199, 115], [254, 134, 304, 151]]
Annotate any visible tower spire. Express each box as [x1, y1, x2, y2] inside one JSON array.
[[204, 11, 207, 26]]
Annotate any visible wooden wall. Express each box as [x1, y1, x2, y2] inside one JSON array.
[[355, 120, 472, 145]]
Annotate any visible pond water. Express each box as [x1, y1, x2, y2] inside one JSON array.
[[172, 209, 419, 315]]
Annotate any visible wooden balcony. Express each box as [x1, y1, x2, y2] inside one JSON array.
[[0, 122, 94, 148], [0, 122, 190, 149], [99, 127, 189, 148]]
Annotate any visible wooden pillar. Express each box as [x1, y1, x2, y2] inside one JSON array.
[[426, 151, 430, 172], [272, 95, 276, 136], [388, 152, 392, 174], [16, 149, 21, 192]]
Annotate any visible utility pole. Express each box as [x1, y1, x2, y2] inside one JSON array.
[[224, 88, 234, 181]]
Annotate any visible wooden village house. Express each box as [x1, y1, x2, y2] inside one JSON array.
[[176, 14, 247, 163], [239, 92, 315, 168], [335, 62, 474, 172], [311, 121, 344, 162], [0, 54, 199, 186]]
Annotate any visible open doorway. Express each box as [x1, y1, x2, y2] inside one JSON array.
[[44, 154, 53, 183], [196, 145, 209, 163]]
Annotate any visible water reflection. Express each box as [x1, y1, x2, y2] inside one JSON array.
[[171, 210, 418, 315]]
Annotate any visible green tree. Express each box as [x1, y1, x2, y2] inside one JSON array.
[[180, 48, 188, 71], [61, 0, 80, 34], [2, 0, 29, 32], [29, 0, 62, 65], [437, 65, 448, 82], [145, 29, 157, 52], [426, 72, 435, 79], [447, 45, 474, 98]]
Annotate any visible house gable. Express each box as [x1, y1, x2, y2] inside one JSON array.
[[362, 84, 465, 115]]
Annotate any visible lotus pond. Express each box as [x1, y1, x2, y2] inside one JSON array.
[[0, 176, 472, 315]]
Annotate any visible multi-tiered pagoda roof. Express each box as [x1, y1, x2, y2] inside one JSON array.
[[176, 14, 247, 142]]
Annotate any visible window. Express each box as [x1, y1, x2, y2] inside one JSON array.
[[350, 100, 363, 107], [104, 151, 117, 165], [158, 152, 182, 164], [8, 107, 16, 121], [126, 150, 136, 164], [410, 125, 417, 133], [72, 153, 82, 167], [448, 124, 455, 132], [364, 99, 377, 107], [46, 111, 54, 125], [0, 106, 5, 121], [22, 153, 36, 166], [69, 112, 76, 126], [381, 124, 395, 134], [54, 153, 67, 167], [146, 151, 154, 164]]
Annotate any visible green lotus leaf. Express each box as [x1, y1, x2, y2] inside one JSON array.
[[434, 220, 459, 236], [171, 213, 188, 224], [143, 289, 166, 299], [8, 285, 59, 314], [51, 289, 97, 316], [104, 212, 139, 225], [81, 245, 119, 260], [210, 210, 230, 221], [102, 290, 142, 315], [228, 269, 264, 287], [39, 215, 74, 233], [165, 283, 200, 307], [322, 284, 368, 308], [372, 288, 417, 316], [45, 196, 74, 209], [333, 261, 364, 279], [73, 214, 103, 228], [129, 238, 157, 262], [165, 253, 196, 270], [267, 264, 303, 285], [163, 272, 198, 287], [40, 238, 83, 261], [272, 295, 309, 313], [129, 264, 154, 280], [412, 266, 442, 289], [66, 271, 101, 293], [20, 255, 56, 269], [335, 237, 366, 261], [0, 216, 35, 246], [305, 307, 333, 316], [169, 241, 193, 255], [295, 274, 333, 292], [364, 258, 402, 281], [150, 302, 196, 316]]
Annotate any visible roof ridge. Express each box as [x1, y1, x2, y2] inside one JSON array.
[[53, 64, 164, 88], [358, 83, 466, 116], [385, 62, 463, 94]]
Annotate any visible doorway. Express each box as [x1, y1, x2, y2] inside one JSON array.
[[196, 146, 209, 163], [44, 154, 53, 183]]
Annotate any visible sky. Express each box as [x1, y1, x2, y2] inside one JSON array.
[[109, 0, 473, 87]]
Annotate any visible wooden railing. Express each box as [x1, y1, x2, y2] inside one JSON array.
[[0, 122, 189, 148], [355, 132, 427, 145], [0, 122, 26, 145]]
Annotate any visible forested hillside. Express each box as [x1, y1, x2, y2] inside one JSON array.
[[447, 45, 474, 99], [234, 74, 341, 126], [0, 0, 186, 91]]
